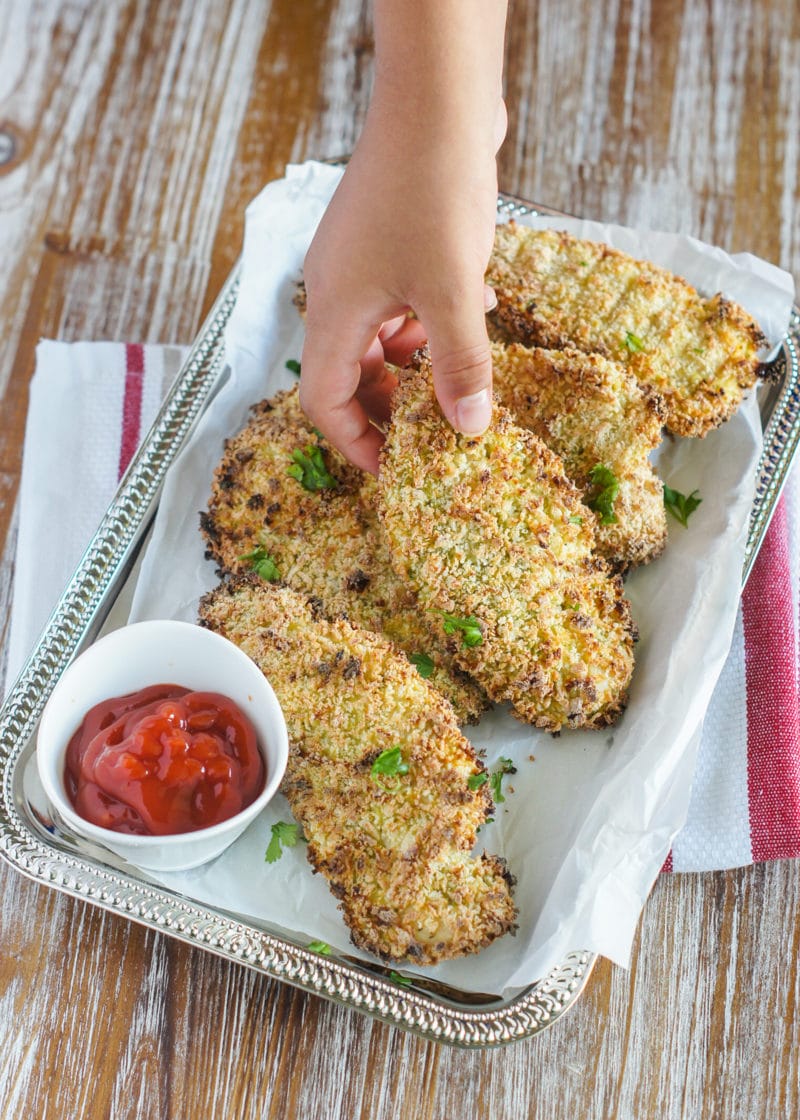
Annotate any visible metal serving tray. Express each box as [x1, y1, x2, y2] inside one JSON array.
[[1, 194, 798, 1049]]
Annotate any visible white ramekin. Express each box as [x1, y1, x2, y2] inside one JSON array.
[[37, 619, 288, 871]]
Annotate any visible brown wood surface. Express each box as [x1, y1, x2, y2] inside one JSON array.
[[1, 1, 798, 1117]]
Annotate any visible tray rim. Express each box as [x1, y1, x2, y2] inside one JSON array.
[[1, 190, 798, 1050]]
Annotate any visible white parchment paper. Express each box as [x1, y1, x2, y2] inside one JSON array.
[[129, 161, 795, 993]]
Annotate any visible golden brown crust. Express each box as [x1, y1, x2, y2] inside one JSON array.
[[490, 341, 667, 570], [486, 223, 767, 437], [293, 281, 307, 317], [199, 579, 517, 964], [201, 386, 488, 724], [377, 350, 636, 731]]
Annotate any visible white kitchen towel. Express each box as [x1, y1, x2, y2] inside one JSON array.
[[5, 341, 186, 690]]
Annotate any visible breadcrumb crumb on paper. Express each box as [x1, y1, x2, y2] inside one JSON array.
[[127, 162, 794, 994]]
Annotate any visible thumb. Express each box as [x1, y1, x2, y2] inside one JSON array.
[[420, 288, 494, 436]]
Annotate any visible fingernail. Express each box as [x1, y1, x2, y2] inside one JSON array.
[[483, 286, 498, 312], [454, 388, 492, 435]]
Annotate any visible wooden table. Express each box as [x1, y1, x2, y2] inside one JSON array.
[[1, 2, 798, 1116]]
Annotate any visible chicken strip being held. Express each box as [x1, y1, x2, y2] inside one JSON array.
[[377, 350, 636, 731]]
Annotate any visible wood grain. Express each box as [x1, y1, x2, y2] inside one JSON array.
[[0, 1, 798, 1117]]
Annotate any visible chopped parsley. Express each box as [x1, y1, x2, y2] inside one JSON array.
[[285, 358, 301, 375], [265, 820, 303, 863], [587, 464, 620, 525], [437, 611, 483, 648], [663, 484, 702, 527], [490, 758, 517, 805], [239, 545, 280, 582], [307, 940, 331, 955], [467, 772, 489, 791], [569, 514, 583, 525], [409, 652, 435, 679], [623, 330, 646, 353], [287, 444, 338, 491], [388, 971, 412, 987], [371, 746, 409, 779]]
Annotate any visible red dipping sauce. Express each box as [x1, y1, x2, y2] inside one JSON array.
[[64, 684, 265, 836]]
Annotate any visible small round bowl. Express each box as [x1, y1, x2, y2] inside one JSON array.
[[37, 620, 288, 872]]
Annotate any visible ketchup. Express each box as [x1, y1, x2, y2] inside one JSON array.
[[64, 684, 265, 836]]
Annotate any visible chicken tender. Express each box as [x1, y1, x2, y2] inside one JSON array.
[[377, 351, 636, 731], [201, 387, 487, 724], [490, 341, 667, 570], [199, 579, 517, 965], [486, 223, 767, 437]]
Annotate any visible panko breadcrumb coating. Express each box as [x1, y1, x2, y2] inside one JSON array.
[[201, 386, 487, 724], [199, 579, 516, 964], [486, 223, 767, 437], [377, 351, 636, 731], [490, 341, 667, 570]]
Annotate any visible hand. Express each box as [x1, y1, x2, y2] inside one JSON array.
[[299, 3, 508, 473]]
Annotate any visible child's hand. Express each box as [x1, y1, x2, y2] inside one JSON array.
[[298, 1, 508, 474]]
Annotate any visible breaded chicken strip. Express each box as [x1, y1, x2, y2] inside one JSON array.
[[490, 341, 667, 570], [377, 351, 636, 731], [201, 387, 487, 724], [199, 579, 516, 964], [487, 223, 767, 437]]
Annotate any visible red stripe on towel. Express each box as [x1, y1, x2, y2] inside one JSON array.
[[742, 497, 800, 862], [118, 343, 145, 480]]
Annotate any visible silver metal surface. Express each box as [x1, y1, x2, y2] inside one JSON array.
[[1, 195, 798, 1049]]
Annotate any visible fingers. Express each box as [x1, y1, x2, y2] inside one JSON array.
[[416, 287, 494, 437], [355, 335, 398, 426], [379, 315, 427, 366], [300, 315, 387, 474], [493, 98, 508, 154]]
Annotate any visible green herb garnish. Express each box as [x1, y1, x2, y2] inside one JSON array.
[[467, 772, 489, 791], [388, 971, 412, 987], [409, 652, 435, 679], [239, 545, 280, 582], [663, 485, 702, 528], [568, 514, 583, 525], [623, 330, 646, 353], [285, 358, 301, 375], [437, 611, 483, 648], [490, 758, 517, 805], [308, 940, 331, 955], [287, 444, 338, 492], [371, 746, 409, 780], [587, 464, 620, 525], [265, 821, 303, 863]]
